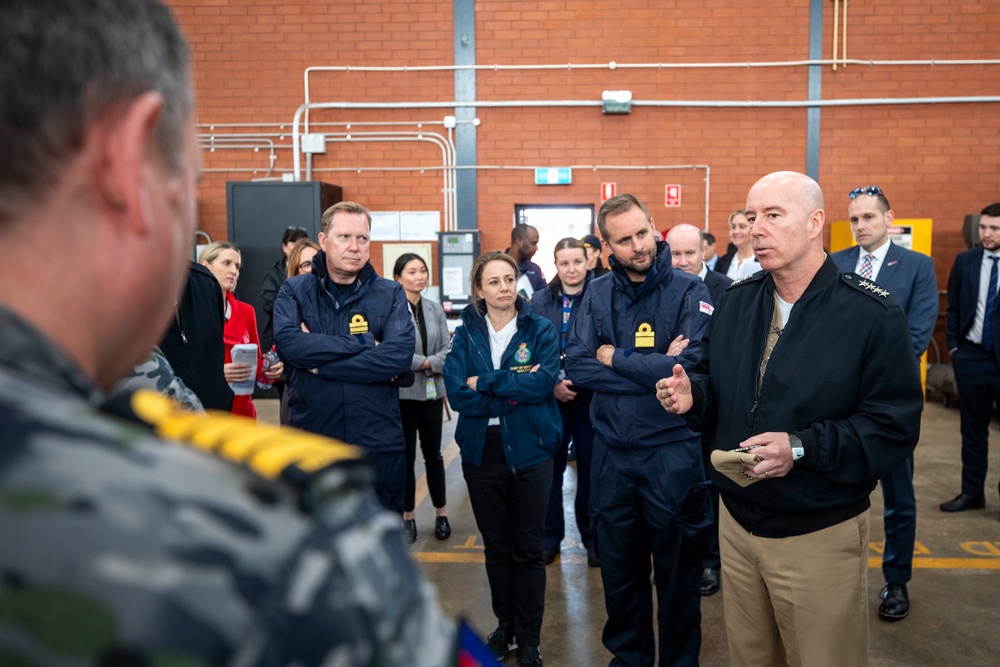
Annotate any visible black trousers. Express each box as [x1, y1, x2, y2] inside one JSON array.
[[400, 398, 447, 511], [952, 343, 1000, 497], [463, 426, 553, 647], [368, 450, 405, 515]]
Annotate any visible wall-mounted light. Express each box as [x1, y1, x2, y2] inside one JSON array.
[[602, 90, 632, 114]]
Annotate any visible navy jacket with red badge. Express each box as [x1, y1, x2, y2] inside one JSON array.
[[273, 251, 414, 453], [443, 297, 562, 471], [683, 258, 923, 537], [565, 241, 713, 448]]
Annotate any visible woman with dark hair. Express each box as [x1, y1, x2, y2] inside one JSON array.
[[530, 237, 599, 568], [443, 251, 561, 666], [393, 252, 451, 543], [199, 241, 283, 419]]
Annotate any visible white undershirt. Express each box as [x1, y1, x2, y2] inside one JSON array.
[[486, 314, 517, 425], [775, 293, 794, 327]]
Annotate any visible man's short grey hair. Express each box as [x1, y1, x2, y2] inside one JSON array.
[[0, 0, 192, 225]]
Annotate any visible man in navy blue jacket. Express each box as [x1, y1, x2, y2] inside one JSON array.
[[566, 194, 713, 666], [942, 202, 1000, 515], [832, 186, 938, 621], [274, 201, 415, 514]]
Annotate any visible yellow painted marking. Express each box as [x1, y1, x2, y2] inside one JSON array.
[[868, 540, 931, 555], [868, 557, 1000, 570], [456, 535, 483, 550], [961, 541, 1000, 556]]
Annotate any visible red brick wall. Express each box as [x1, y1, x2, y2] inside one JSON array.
[[167, 0, 1000, 351]]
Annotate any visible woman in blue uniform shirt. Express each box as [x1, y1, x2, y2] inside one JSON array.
[[443, 251, 561, 666]]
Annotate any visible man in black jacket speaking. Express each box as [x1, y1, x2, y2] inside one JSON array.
[[657, 171, 923, 667]]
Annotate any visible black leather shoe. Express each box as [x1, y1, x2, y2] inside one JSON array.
[[878, 582, 910, 620], [940, 493, 986, 512], [541, 546, 559, 565], [587, 547, 600, 568], [486, 627, 515, 660], [402, 519, 417, 544], [699, 567, 720, 596], [518, 645, 543, 666], [434, 516, 451, 540]]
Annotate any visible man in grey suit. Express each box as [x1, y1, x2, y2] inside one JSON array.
[[832, 185, 938, 621]]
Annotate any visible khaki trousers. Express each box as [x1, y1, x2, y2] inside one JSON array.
[[720, 503, 870, 667]]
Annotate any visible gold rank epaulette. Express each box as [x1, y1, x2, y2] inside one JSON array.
[[128, 390, 368, 511]]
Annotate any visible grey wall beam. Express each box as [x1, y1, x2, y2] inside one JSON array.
[[806, 0, 823, 181], [454, 0, 477, 230]]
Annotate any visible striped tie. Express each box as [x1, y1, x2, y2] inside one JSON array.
[[983, 256, 999, 350], [859, 253, 874, 279]]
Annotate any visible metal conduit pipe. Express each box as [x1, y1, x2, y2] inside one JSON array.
[[311, 131, 457, 232], [197, 137, 277, 178]]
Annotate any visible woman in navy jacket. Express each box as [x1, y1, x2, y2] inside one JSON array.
[[443, 251, 561, 666], [529, 238, 598, 567]]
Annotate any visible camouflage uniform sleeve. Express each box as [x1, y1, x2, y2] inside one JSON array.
[[109, 347, 204, 412]]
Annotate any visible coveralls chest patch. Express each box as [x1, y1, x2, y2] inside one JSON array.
[[635, 322, 655, 348], [349, 313, 369, 334]]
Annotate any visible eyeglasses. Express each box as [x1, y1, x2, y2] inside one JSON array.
[[849, 186, 883, 199], [298, 260, 313, 271], [287, 225, 306, 231]]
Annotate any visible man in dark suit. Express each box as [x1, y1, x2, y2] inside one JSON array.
[[942, 202, 1000, 515], [665, 223, 733, 597], [832, 186, 938, 621], [667, 224, 733, 304]]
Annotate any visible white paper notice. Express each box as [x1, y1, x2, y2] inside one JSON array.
[[442, 266, 465, 297], [400, 211, 441, 240], [370, 211, 400, 241]]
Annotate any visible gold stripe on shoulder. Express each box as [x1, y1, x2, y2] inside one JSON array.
[[129, 390, 361, 478]]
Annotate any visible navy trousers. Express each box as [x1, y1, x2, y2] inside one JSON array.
[[543, 397, 595, 551], [368, 450, 406, 515], [951, 343, 1000, 497], [880, 454, 916, 584], [591, 438, 707, 667]]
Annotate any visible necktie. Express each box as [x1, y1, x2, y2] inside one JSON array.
[[859, 253, 875, 279], [983, 256, 999, 350]]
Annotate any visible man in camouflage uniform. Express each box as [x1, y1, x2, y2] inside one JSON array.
[[0, 1, 456, 665]]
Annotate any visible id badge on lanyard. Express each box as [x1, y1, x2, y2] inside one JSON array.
[[425, 375, 438, 400]]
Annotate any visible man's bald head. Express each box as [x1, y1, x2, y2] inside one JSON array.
[[745, 171, 826, 288], [666, 223, 707, 275]]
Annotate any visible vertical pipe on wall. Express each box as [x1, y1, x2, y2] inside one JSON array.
[[806, 0, 824, 181], [454, 0, 477, 231], [832, 0, 839, 71]]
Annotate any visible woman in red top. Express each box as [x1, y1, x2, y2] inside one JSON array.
[[199, 241, 283, 418]]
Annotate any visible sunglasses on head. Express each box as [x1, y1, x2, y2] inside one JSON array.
[[849, 186, 883, 199]]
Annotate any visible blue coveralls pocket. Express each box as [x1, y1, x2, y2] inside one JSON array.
[[678, 480, 714, 571]]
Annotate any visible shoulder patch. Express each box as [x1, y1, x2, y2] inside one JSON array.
[[129, 390, 366, 510], [726, 270, 767, 290], [841, 273, 894, 302]]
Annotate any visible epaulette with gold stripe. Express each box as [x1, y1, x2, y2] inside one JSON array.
[[128, 390, 370, 512]]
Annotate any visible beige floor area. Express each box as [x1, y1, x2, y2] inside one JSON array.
[[257, 398, 1000, 666]]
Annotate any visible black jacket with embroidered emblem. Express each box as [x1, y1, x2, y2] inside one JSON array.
[[683, 258, 923, 538]]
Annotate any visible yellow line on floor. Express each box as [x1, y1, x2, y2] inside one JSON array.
[[869, 557, 1000, 570], [414, 553, 1000, 569]]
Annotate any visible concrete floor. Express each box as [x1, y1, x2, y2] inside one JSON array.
[[257, 398, 1000, 666]]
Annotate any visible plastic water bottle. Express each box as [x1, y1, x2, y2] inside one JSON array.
[[258, 347, 279, 389]]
